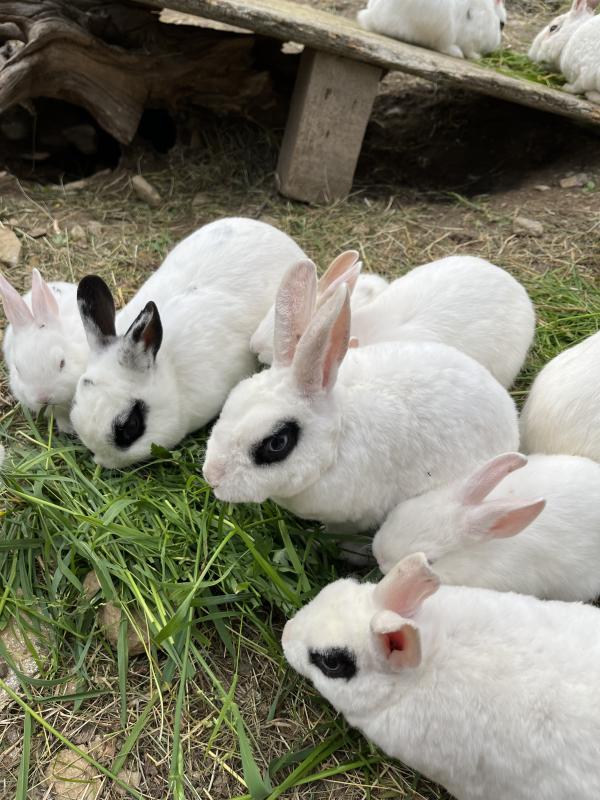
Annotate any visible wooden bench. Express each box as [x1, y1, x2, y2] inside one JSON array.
[[144, 0, 600, 203]]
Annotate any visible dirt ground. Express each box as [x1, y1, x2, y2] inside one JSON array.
[[1, 0, 600, 798]]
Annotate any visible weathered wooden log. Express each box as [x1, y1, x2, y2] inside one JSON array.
[[0, 1, 277, 144]]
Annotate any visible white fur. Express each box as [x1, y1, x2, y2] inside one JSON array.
[[529, 0, 600, 102], [1, 275, 88, 432], [70, 218, 306, 467], [204, 280, 518, 532], [373, 452, 600, 600], [283, 554, 600, 800], [253, 255, 534, 388], [356, 0, 505, 59], [520, 330, 600, 459]]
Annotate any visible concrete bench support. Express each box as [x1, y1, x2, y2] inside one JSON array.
[[277, 48, 382, 203]]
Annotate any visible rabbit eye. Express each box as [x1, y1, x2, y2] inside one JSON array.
[[252, 420, 300, 466], [309, 648, 357, 680], [59, 359, 65, 370], [549, 23, 560, 32], [500, 20, 505, 30], [113, 400, 147, 449]]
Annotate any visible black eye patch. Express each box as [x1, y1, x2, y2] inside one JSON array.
[[309, 647, 357, 681], [113, 400, 147, 449], [251, 420, 300, 466], [549, 23, 560, 32]]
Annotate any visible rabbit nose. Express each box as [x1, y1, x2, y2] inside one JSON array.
[[203, 459, 226, 487], [36, 394, 50, 405]]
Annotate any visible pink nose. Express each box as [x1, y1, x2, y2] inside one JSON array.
[[37, 394, 50, 406], [203, 459, 226, 487]]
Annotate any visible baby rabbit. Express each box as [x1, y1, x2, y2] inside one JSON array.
[[373, 451, 600, 601], [357, 0, 506, 60], [252, 254, 534, 388], [282, 553, 600, 800], [0, 270, 87, 432], [70, 218, 306, 468], [250, 251, 387, 364], [529, 0, 600, 103], [203, 261, 518, 532], [520, 330, 600, 460]]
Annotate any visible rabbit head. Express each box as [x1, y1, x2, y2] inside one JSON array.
[[249, 250, 361, 365], [282, 553, 440, 714], [0, 270, 87, 411], [70, 275, 182, 468], [529, 0, 598, 68], [373, 453, 546, 574], [203, 261, 351, 503]]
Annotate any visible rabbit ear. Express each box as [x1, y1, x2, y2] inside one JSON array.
[[318, 251, 360, 294], [0, 273, 34, 330], [572, 0, 592, 11], [120, 301, 163, 370], [31, 269, 59, 323], [467, 498, 546, 540], [460, 453, 527, 505], [292, 283, 350, 395], [273, 260, 317, 368], [77, 275, 117, 349], [586, 0, 599, 9], [370, 610, 422, 670], [316, 262, 362, 310], [374, 553, 440, 618]]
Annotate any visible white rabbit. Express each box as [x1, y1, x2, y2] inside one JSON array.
[[203, 262, 519, 532], [357, 0, 506, 60], [252, 254, 534, 388], [69, 218, 306, 468], [529, 0, 600, 103], [373, 451, 600, 601], [0, 270, 88, 432], [282, 553, 600, 800], [520, 330, 600, 460]]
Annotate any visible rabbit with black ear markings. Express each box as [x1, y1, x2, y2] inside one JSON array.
[[373, 451, 600, 601], [0, 270, 88, 433], [70, 218, 306, 468], [356, 0, 506, 59], [283, 553, 600, 800], [530, 0, 600, 102], [204, 260, 518, 532]]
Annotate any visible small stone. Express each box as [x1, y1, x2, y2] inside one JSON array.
[[69, 224, 86, 242], [191, 192, 211, 207], [258, 214, 278, 227], [560, 173, 589, 189], [0, 622, 40, 710], [131, 175, 161, 207], [513, 216, 544, 237], [99, 603, 149, 656], [115, 769, 141, 795], [82, 571, 101, 600], [46, 747, 98, 800], [534, 184, 551, 192], [0, 227, 21, 267]]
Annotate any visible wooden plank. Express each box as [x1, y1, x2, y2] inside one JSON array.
[[138, 0, 600, 128], [277, 49, 382, 202]]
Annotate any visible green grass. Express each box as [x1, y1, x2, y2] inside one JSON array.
[[2, 262, 600, 799], [482, 50, 566, 89]]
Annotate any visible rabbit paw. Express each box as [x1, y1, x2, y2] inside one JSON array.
[[442, 45, 464, 58], [562, 82, 582, 95], [585, 91, 600, 104]]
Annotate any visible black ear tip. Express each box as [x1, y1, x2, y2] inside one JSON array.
[[77, 275, 113, 301], [144, 301, 159, 315]]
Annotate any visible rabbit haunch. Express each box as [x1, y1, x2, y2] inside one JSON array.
[[70, 218, 306, 468], [283, 553, 600, 800], [204, 263, 519, 532], [373, 451, 600, 601], [251, 255, 534, 388], [0, 270, 87, 433], [520, 329, 600, 460], [529, 0, 600, 104], [357, 0, 506, 60]]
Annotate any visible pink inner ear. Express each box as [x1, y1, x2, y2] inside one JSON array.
[[383, 625, 421, 669], [388, 629, 406, 652], [488, 498, 546, 539]]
